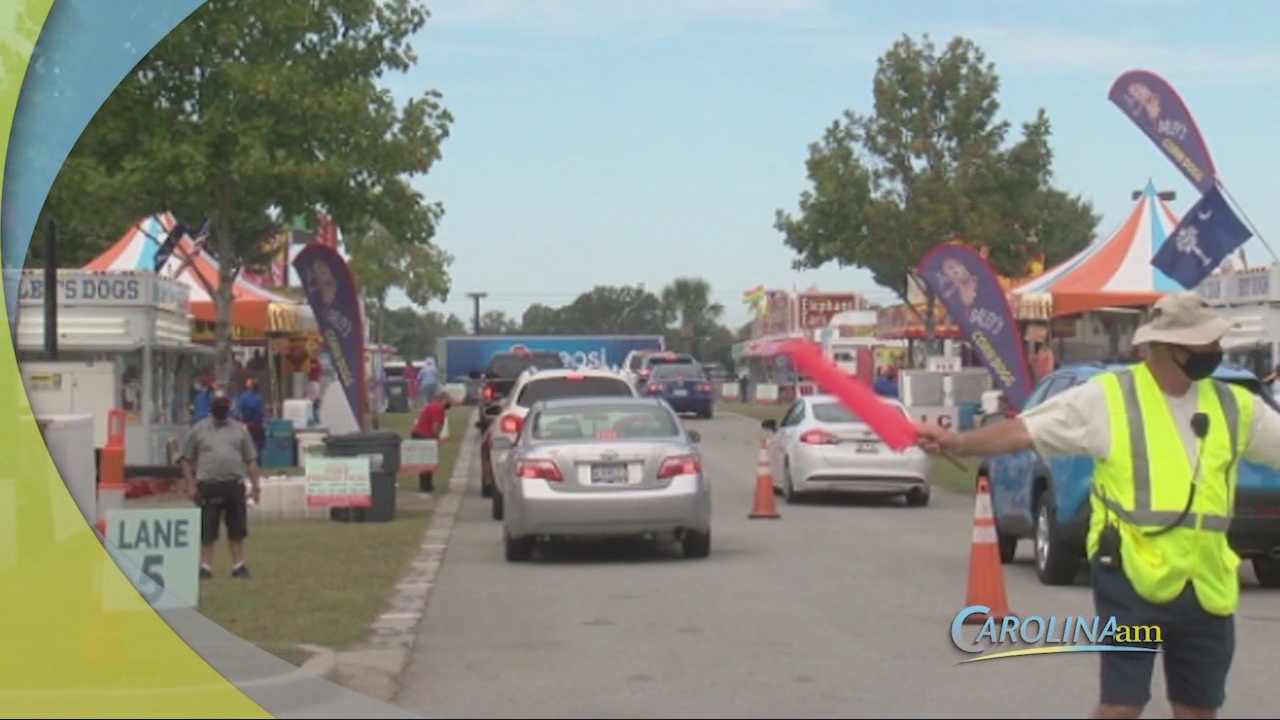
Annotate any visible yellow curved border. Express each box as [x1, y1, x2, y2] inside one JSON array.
[[0, 2, 270, 716]]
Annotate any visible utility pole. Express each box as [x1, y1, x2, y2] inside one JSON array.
[[466, 291, 488, 335], [43, 218, 58, 360]]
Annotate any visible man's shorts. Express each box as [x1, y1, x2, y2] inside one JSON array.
[[196, 479, 249, 544], [1091, 558, 1235, 709]]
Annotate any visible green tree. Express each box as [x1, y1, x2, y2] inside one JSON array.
[[39, 0, 453, 384], [380, 306, 465, 360], [347, 220, 453, 348], [660, 277, 725, 357], [560, 285, 668, 335], [520, 303, 566, 334], [774, 34, 1098, 342], [478, 310, 519, 335]]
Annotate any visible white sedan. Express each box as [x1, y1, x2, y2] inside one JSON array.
[[762, 394, 932, 507]]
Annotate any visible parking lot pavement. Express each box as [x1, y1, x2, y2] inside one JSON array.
[[393, 413, 1280, 719]]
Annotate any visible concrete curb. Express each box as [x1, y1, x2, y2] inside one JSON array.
[[329, 410, 480, 700]]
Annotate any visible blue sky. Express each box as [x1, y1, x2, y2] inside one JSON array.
[[383, 0, 1280, 329]]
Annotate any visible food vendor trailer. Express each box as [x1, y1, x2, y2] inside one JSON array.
[[13, 269, 211, 475]]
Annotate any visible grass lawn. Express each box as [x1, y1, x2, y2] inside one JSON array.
[[197, 406, 473, 667], [719, 402, 980, 495]]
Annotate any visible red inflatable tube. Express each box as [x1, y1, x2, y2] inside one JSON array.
[[778, 339, 919, 451]]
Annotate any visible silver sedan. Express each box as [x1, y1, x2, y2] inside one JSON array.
[[492, 396, 712, 562], [762, 394, 933, 506]]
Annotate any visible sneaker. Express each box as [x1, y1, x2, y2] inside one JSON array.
[[199, 567, 213, 580], [231, 564, 250, 579]]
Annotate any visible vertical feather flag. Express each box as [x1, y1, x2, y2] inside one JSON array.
[[1108, 70, 1218, 194]]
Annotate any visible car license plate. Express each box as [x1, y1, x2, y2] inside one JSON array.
[[673, 389, 688, 397], [855, 441, 878, 454], [590, 463, 628, 484]]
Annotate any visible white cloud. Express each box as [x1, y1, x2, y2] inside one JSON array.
[[955, 24, 1280, 88], [426, 0, 832, 39]]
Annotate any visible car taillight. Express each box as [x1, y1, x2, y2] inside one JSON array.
[[638, 369, 650, 377], [800, 430, 839, 445], [657, 454, 701, 479], [517, 459, 562, 482], [483, 384, 495, 401], [698, 383, 712, 393], [499, 414, 523, 434], [647, 384, 665, 393], [566, 372, 585, 380]]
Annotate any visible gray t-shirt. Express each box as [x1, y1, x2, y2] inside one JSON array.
[[181, 418, 257, 482]]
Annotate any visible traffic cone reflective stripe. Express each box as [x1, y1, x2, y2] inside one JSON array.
[[749, 438, 781, 520], [962, 475, 1011, 624]]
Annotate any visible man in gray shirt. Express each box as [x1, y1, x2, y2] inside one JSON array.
[[180, 393, 261, 579]]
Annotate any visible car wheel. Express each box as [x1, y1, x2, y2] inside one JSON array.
[[504, 531, 535, 562], [783, 462, 800, 505], [491, 490, 504, 521], [1034, 492, 1080, 586], [906, 488, 930, 507], [1253, 556, 1280, 588], [682, 530, 711, 559]]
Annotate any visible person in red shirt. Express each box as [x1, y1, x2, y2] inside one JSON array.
[[410, 389, 451, 492]]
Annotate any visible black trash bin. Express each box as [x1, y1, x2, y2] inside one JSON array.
[[386, 378, 409, 413], [323, 431, 404, 523]]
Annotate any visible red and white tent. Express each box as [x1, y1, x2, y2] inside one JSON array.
[[84, 212, 315, 334], [1012, 181, 1184, 318]]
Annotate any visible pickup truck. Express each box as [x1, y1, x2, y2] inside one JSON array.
[[469, 350, 565, 431], [979, 361, 1280, 588]]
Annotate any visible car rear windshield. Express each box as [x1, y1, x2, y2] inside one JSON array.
[[628, 353, 651, 370], [530, 404, 680, 440], [487, 353, 564, 378], [646, 354, 694, 368], [811, 401, 907, 423], [650, 363, 705, 380], [516, 376, 633, 406]]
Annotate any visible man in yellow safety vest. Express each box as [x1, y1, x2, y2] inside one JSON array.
[[916, 292, 1280, 719]]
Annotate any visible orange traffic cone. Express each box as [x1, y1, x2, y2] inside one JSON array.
[[963, 475, 1011, 624], [749, 438, 781, 519]]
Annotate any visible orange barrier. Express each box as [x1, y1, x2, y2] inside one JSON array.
[[749, 438, 781, 520], [962, 475, 1012, 624]]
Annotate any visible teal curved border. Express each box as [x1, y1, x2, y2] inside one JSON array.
[[1, 0, 208, 319]]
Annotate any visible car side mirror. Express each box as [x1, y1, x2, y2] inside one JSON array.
[[491, 437, 514, 452], [687, 430, 701, 444], [761, 419, 777, 432], [484, 404, 503, 416]]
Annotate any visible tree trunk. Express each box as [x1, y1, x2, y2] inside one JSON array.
[[213, 181, 237, 390]]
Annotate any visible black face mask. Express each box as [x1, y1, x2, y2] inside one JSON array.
[[1174, 347, 1223, 381], [211, 405, 231, 421]]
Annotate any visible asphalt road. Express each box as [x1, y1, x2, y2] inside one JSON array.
[[394, 412, 1280, 719]]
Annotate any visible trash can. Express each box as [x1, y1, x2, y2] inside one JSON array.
[[260, 419, 297, 468], [386, 378, 409, 413], [322, 431, 404, 523]]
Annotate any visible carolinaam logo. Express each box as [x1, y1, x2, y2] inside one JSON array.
[[950, 605, 1163, 663]]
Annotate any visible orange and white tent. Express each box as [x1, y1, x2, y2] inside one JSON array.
[[84, 212, 316, 334], [1012, 181, 1184, 318]]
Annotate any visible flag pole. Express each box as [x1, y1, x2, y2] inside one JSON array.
[[1217, 180, 1279, 263]]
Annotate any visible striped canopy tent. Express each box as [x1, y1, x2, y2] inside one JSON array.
[[1011, 181, 1184, 319], [83, 212, 316, 334]]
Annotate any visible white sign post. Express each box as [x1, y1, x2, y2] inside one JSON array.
[[104, 507, 201, 610]]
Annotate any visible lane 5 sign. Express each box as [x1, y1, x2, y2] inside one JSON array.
[[105, 507, 201, 610]]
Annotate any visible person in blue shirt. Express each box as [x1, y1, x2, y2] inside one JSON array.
[[872, 365, 899, 399], [416, 358, 440, 407], [236, 378, 267, 454], [192, 378, 214, 422]]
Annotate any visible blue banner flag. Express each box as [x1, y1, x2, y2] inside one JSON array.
[[153, 222, 186, 272], [293, 243, 368, 427], [917, 242, 1035, 411], [1151, 185, 1252, 289]]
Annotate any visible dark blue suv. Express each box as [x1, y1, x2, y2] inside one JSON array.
[[979, 361, 1280, 588]]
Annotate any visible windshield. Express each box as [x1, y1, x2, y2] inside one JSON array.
[[515, 376, 633, 407], [529, 404, 680, 440], [650, 363, 705, 380], [645, 354, 694, 369], [811, 401, 907, 423], [488, 353, 564, 378]]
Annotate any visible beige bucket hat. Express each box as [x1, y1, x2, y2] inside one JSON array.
[[1132, 291, 1234, 347]]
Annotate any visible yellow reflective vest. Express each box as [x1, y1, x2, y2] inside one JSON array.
[[1088, 364, 1253, 616]]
